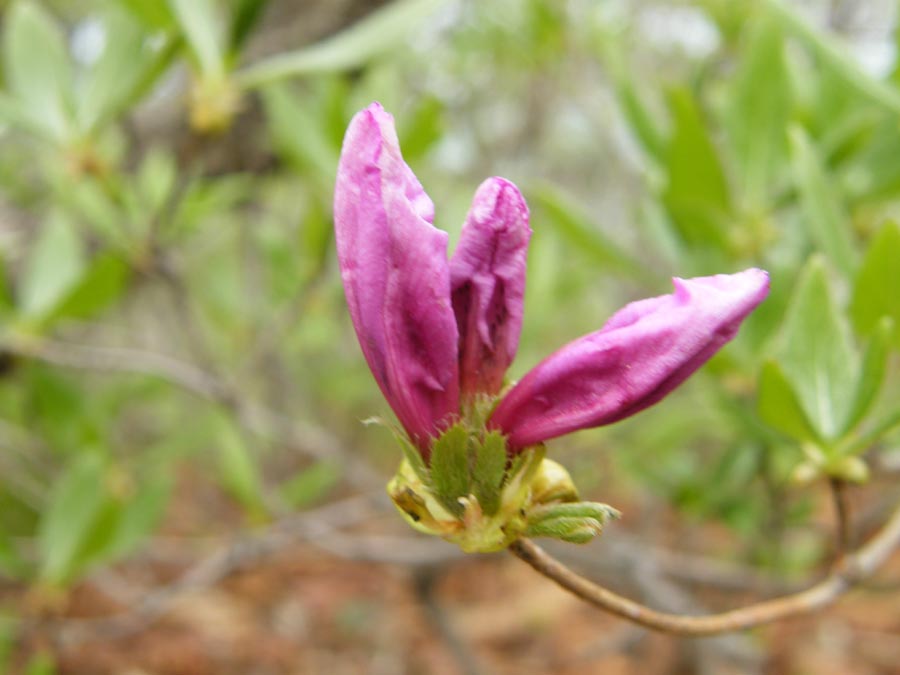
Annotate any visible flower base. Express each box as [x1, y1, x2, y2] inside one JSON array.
[[387, 426, 619, 553]]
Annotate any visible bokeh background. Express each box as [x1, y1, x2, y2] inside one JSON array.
[[1, 0, 900, 673]]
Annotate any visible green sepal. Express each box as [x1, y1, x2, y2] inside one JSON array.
[[386, 438, 620, 552], [472, 431, 506, 516], [429, 424, 471, 516], [525, 517, 605, 544], [395, 431, 429, 484], [526, 501, 621, 525]]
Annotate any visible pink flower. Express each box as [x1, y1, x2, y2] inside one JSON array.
[[334, 103, 770, 458]]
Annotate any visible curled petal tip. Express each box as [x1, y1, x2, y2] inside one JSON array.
[[489, 268, 770, 450]]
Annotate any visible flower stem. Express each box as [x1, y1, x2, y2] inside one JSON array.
[[509, 497, 900, 636]]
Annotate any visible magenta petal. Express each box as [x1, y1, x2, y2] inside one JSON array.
[[489, 269, 770, 450], [450, 178, 531, 398], [334, 103, 459, 452]]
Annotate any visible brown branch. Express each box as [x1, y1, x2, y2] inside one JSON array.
[[509, 499, 900, 636], [829, 477, 851, 561], [3, 335, 382, 487], [41, 492, 447, 646]]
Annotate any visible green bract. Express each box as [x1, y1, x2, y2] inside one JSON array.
[[387, 424, 618, 553]]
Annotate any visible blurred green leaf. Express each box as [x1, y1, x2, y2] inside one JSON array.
[[136, 148, 178, 214], [167, 0, 225, 78], [229, 0, 271, 55], [758, 359, 819, 442], [398, 96, 444, 161], [609, 63, 667, 164], [726, 14, 790, 207], [0, 90, 51, 138], [235, 0, 449, 88], [25, 652, 56, 675], [0, 531, 23, 578], [216, 417, 265, 515], [789, 126, 856, 277], [77, 10, 170, 132], [279, 461, 340, 509], [262, 84, 338, 183], [530, 184, 649, 281], [106, 475, 171, 558], [840, 124, 900, 205], [115, 0, 175, 28], [54, 254, 131, 321], [662, 88, 732, 251], [2, 1, 72, 141], [778, 256, 856, 440], [19, 214, 86, 320], [38, 453, 106, 584], [766, 0, 900, 116], [841, 317, 892, 436], [850, 221, 900, 346]]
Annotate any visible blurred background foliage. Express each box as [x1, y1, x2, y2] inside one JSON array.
[[1, 0, 900, 671]]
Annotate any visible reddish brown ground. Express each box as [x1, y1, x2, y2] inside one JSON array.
[[5, 474, 900, 675]]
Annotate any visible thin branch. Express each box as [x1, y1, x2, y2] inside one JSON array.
[[829, 477, 851, 561], [3, 335, 382, 487], [27, 491, 461, 650], [5, 336, 229, 401], [509, 498, 900, 636]]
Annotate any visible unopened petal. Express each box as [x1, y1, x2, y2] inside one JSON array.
[[450, 178, 531, 398], [489, 269, 770, 450], [334, 103, 459, 451]]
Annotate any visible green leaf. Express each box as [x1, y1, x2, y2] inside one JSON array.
[[167, 0, 225, 78], [765, 0, 900, 116], [261, 84, 339, 183], [76, 10, 169, 132], [842, 317, 892, 435], [137, 149, 178, 212], [471, 431, 507, 516], [609, 61, 667, 163], [850, 221, 900, 346], [2, 1, 73, 141], [0, 90, 52, 138], [840, 121, 900, 204], [757, 359, 819, 442], [19, 214, 86, 320], [216, 418, 265, 515], [54, 254, 131, 321], [38, 453, 107, 584], [0, 531, 23, 578], [661, 87, 732, 250], [429, 424, 471, 516], [726, 14, 790, 207], [114, 0, 175, 28], [530, 185, 649, 281], [228, 0, 271, 55], [789, 126, 857, 277], [398, 96, 444, 161], [106, 476, 170, 559], [279, 461, 341, 509], [235, 0, 449, 88], [778, 257, 857, 440], [24, 652, 56, 675]]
